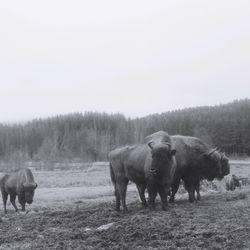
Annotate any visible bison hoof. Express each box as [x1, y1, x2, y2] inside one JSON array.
[[148, 206, 156, 211], [142, 202, 148, 208], [122, 209, 129, 214], [169, 198, 174, 203], [115, 208, 121, 212]]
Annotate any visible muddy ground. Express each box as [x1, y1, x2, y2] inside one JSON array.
[[0, 187, 250, 250]]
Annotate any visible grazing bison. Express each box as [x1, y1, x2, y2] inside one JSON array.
[[0, 168, 37, 213], [109, 131, 176, 212], [193, 151, 230, 200], [168, 135, 228, 203], [225, 174, 241, 191]]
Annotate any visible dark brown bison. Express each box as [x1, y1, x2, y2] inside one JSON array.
[[109, 131, 176, 212], [0, 168, 37, 213], [168, 135, 229, 203], [193, 151, 230, 200]]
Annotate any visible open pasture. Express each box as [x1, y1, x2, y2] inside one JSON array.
[[0, 161, 250, 249]]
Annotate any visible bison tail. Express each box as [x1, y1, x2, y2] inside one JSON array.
[[109, 163, 116, 185]]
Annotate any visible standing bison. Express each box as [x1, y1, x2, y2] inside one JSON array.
[[0, 168, 37, 213], [169, 135, 229, 203], [109, 131, 176, 212]]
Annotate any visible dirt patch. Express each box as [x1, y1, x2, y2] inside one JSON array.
[[1, 188, 250, 250]]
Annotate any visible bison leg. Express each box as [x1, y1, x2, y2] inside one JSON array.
[[158, 187, 169, 211], [10, 193, 18, 212], [195, 188, 201, 201], [188, 190, 195, 203], [117, 179, 129, 213], [185, 185, 195, 203], [114, 184, 121, 212], [169, 178, 180, 203], [195, 185, 201, 201], [136, 183, 147, 208], [183, 177, 197, 203], [18, 196, 26, 211], [1, 189, 8, 213], [147, 187, 157, 210]]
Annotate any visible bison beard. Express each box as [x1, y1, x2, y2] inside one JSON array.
[[147, 151, 176, 210]]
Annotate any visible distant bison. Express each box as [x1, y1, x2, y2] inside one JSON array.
[[109, 131, 176, 212], [168, 135, 229, 203], [238, 177, 250, 186], [225, 174, 241, 191], [193, 150, 230, 200], [0, 168, 37, 213]]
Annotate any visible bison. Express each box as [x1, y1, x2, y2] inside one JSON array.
[[238, 177, 250, 186], [109, 131, 176, 212], [0, 168, 37, 213], [193, 150, 230, 200], [225, 174, 241, 191], [136, 133, 229, 204], [167, 135, 229, 203]]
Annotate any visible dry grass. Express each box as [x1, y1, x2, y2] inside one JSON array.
[[34, 166, 112, 188], [226, 192, 247, 201]]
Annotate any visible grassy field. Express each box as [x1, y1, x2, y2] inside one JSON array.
[[0, 161, 250, 249]]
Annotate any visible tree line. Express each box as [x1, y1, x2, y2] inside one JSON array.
[[0, 99, 249, 164]]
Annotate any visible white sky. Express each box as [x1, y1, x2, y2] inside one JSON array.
[[0, 0, 250, 123]]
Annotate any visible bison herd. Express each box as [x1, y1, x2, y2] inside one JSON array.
[[109, 131, 230, 213], [0, 130, 247, 214]]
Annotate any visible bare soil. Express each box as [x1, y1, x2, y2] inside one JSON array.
[[0, 187, 250, 250]]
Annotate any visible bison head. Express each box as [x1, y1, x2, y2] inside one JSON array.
[[23, 182, 37, 204], [148, 141, 176, 177], [202, 148, 223, 181]]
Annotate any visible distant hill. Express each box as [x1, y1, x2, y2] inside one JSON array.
[[0, 99, 249, 163]]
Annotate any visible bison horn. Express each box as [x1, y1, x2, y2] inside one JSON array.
[[148, 141, 154, 149], [207, 148, 217, 156], [164, 142, 171, 148]]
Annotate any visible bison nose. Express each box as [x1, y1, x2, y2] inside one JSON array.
[[150, 168, 158, 175]]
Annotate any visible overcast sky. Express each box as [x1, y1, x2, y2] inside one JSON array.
[[0, 1, 249, 123]]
